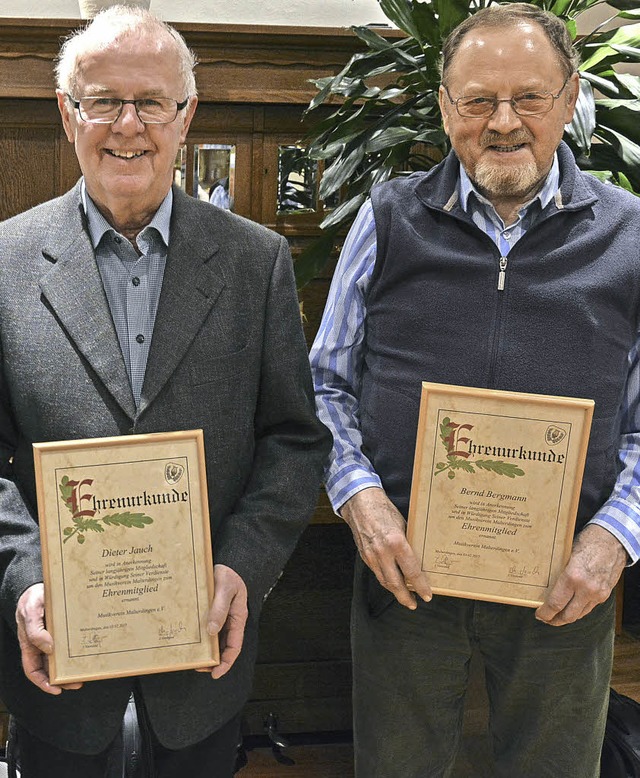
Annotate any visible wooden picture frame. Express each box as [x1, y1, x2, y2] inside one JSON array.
[[33, 429, 219, 684], [407, 383, 594, 607]]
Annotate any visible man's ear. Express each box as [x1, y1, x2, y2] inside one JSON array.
[[179, 96, 198, 144], [438, 85, 451, 136], [563, 72, 581, 124], [56, 90, 76, 144]]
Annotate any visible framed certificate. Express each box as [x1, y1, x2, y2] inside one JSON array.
[[407, 383, 594, 608], [33, 429, 219, 684]]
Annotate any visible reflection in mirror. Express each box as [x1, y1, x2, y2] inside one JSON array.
[[277, 146, 318, 215], [194, 144, 236, 211], [174, 145, 187, 190]]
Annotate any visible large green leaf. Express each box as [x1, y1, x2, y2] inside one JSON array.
[[378, 0, 428, 44], [320, 145, 366, 198], [524, 0, 602, 17], [583, 169, 637, 194], [347, 34, 427, 71], [432, 0, 471, 37], [548, 0, 576, 15], [580, 69, 625, 97], [534, 0, 599, 14], [585, 169, 617, 184], [610, 43, 640, 59], [617, 171, 636, 191], [596, 99, 640, 144], [352, 25, 396, 51], [364, 126, 419, 153], [320, 194, 368, 230], [580, 23, 640, 70], [614, 72, 640, 98], [413, 127, 448, 145], [596, 126, 640, 182], [608, 0, 640, 10], [409, 1, 441, 46], [565, 78, 596, 153]]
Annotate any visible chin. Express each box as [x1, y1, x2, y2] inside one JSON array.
[[107, 179, 154, 198], [473, 160, 541, 198]]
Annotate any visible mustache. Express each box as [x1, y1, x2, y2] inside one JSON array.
[[481, 130, 532, 148]]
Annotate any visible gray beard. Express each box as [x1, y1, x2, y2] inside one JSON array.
[[472, 158, 541, 199]]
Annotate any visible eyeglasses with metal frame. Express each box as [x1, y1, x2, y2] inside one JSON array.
[[443, 75, 571, 119], [67, 95, 190, 125]]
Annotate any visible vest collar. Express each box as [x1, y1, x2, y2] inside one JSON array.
[[414, 141, 598, 215]]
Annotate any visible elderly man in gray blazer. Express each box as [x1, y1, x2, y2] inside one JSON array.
[[0, 6, 329, 777]]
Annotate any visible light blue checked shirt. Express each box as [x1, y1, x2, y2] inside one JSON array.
[[81, 181, 171, 408], [310, 156, 640, 562]]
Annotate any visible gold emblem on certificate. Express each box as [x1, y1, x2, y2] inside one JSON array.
[[33, 430, 219, 684], [407, 383, 594, 607]]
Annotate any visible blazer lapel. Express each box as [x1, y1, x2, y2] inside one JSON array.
[[38, 186, 137, 420], [140, 188, 225, 412]]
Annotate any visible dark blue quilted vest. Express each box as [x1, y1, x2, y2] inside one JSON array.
[[363, 143, 640, 530]]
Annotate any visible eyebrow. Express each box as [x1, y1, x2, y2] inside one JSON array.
[[459, 82, 548, 96], [79, 86, 168, 97]]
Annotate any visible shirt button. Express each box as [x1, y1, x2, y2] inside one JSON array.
[[136, 334, 145, 344], [503, 232, 511, 240], [132, 276, 140, 286]]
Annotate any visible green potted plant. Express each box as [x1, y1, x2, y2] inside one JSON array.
[[295, 0, 640, 288]]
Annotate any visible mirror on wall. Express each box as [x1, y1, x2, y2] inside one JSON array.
[[277, 145, 318, 215], [173, 144, 236, 211], [276, 144, 340, 216], [173, 145, 187, 190], [194, 144, 236, 211]]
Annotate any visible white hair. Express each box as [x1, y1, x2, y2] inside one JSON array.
[[55, 5, 197, 98]]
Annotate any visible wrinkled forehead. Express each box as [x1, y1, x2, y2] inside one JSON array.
[[445, 23, 566, 89], [73, 34, 183, 97], [74, 28, 177, 80]]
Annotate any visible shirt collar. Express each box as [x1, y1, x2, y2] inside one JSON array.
[[458, 153, 560, 216], [80, 178, 172, 250]]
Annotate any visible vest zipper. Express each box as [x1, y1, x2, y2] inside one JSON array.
[[489, 255, 509, 387], [498, 256, 508, 291]]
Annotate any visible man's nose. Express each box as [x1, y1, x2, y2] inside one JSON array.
[[112, 102, 145, 133], [487, 99, 523, 133]]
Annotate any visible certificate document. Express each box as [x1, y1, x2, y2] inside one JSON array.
[[407, 383, 594, 607], [34, 429, 219, 684]]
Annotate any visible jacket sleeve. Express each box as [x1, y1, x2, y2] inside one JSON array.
[[211, 236, 331, 609], [0, 336, 44, 627]]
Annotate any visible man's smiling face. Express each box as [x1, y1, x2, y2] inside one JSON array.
[[438, 22, 578, 204], [57, 33, 196, 221]]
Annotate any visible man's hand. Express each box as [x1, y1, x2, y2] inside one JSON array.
[[536, 524, 628, 626], [199, 564, 248, 679], [16, 583, 83, 695], [341, 487, 432, 609]]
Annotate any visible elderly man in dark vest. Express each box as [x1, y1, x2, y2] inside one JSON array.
[[311, 4, 640, 777]]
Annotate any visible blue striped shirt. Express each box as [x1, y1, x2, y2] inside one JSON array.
[[309, 157, 640, 562], [82, 182, 171, 408]]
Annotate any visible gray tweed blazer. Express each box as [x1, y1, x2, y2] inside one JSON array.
[[0, 183, 330, 753]]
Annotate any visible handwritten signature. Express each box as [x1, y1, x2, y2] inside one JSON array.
[[81, 633, 104, 649], [158, 621, 187, 640], [434, 554, 453, 570], [508, 564, 540, 578]]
